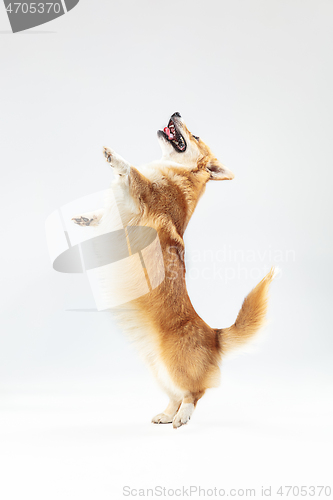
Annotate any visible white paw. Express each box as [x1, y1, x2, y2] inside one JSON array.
[[103, 146, 113, 164], [172, 403, 194, 429], [151, 413, 173, 424], [103, 146, 130, 175]]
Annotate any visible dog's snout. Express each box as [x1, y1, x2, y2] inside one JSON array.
[[172, 112, 181, 118]]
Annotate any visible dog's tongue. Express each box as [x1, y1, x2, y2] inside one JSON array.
[[164, 127, 174, 140]]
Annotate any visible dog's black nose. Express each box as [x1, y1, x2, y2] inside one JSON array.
[[172, 112, 181, 118]]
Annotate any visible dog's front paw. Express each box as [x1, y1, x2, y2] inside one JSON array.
[[103, 146, 130, 176], [72, 215, 98, 227], [103, 146, 113, 164], [151, 413, 173, 424]]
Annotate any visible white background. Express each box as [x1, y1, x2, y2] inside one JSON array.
[[0, 1, 332, 499]]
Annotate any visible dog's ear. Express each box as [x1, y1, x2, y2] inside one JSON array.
[[206, 159, 234, 180]]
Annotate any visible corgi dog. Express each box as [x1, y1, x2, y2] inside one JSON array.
[[73, 112, 276, 429]]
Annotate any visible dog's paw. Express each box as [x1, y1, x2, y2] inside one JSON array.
[[151, 413, 173, 424], [172, 413, 190, 429], [172, 403, 194, 429], [103, 146, 130, 176], [72, 215, 98, 227], [103, 146, 113, 164]]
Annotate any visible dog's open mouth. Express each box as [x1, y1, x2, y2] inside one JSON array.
[[159, 119, 186, 152]]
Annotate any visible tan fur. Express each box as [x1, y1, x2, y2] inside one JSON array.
[[218, 267, 277, 352], [74, 113, 276, 428]]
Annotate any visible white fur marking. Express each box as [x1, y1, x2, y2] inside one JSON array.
[[173, 403, 194, 428]]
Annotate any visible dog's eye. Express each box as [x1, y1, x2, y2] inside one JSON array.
[[192, 135, 200, 141]]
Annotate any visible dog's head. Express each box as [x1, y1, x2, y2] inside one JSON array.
[[157, 112, 234, 181]]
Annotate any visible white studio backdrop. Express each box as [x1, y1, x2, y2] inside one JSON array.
[[0, 1, 332, 499]]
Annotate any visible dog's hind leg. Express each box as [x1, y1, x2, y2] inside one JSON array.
[[172, 391, 205, 429], [151, 398, 182, 424]]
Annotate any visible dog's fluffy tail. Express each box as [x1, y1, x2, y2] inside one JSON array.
[[218, 267, 278, 353]]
